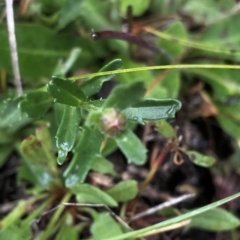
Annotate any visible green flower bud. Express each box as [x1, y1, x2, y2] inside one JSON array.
[[99, 108, 127, 137]]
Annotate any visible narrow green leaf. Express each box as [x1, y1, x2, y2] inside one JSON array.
[[91, 155, 117, 176], [47, 77, 86, 106], [0, 198, 36, 229], [56, 0, 84, 31], [80, 59, 122, 97], [0, 201, 27, 229], [56, 106, 81, 165], [103, 82, 146, 110], [187, 151, 215, 167], [53, 48, 81, 76], [91, 213, 123, 240], [123, 98, 181, 124], [106, 180, 138, 202], [115, 128, 147, 165], [71, 184, 117, 207], [19, 90, 52, 118], [188, 208, 240, 231], [64, 127, 103, 187]]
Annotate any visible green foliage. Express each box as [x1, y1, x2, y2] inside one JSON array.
[[1, 0, 240, 239], [64, 127, 103, 187], [71, 184, 118, 207], [188, 208, 240, 231], [56, 105, 81, 164], [80, 59, 122, 96], [47, 77, 86, 106], [19, 90, 53, 118], [187, 151, 215, 167], [115, 128, 147, 165], [106, 180, 138, 202], [123, 98, 181, 124], [91, 212, 123, 239]]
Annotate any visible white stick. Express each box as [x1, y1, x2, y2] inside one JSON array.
[[5, 0, 23, 95]]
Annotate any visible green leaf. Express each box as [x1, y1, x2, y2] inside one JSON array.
[[187, 151, 215, 167], [91, 155, 117, 176], [217, 115, 240, 139], [71, 184, 117, 207], [198, 15, 240, 61], [187, 69, 240, 101], [182, 0, 234, 25], [158, 21, 188, 59], [188, 208, 240, 231], [106, 180, 138, 202], [55, 219, 79, 240], [0, 199, 35, 228], [64, 127, 103, 187], [19, 90, 53, 118], [91, 213, 123, 240], [56, 105, 81, 164], [0, 98, 30, 132], [216, 103, 240, 138], [53, 48, 81, 76], [19, 135, 57, 188], [117, 58, 153, 85], [104, 81, 146, 110], [56, 0, 84, 31], [157, 120, 176, 138], [123, 98, 182, 124], [80, 0, 118, 30], [0, 223, 31, 240], [115, 128, 147, 165], [146, 70, 181, 99], [47, 76, 86, 106], [0, 24, 91, 80], [80, 59, 122, 97], [120, 0, 150, 17]]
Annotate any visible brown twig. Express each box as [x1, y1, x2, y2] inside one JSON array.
[[130, 193, 195, 222]]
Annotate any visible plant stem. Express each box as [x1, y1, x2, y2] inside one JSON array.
[[5, 0, 23, 95], [69, 64, 240, 81], [40, 192, 72, 240]]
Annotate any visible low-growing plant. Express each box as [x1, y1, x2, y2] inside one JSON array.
[[1, 1, 240, 240]]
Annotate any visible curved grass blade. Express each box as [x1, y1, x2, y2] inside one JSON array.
[[69, 64, 240, 81], [105, 192, 240, 240]]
